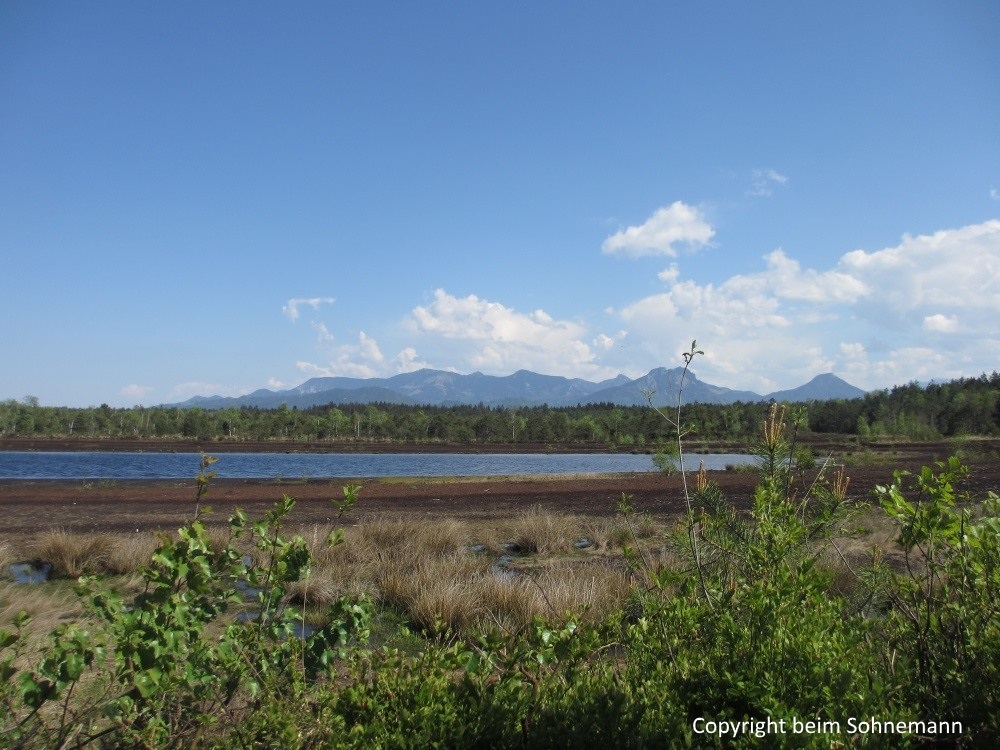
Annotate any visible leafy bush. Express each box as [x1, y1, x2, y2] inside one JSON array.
[[877, 458, 1000, 740], [2, 434, 997, 747]]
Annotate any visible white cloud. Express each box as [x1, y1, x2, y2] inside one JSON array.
[[840, 346, 955, 390], [991, 187, 1000, 201], [282, 296, 335, 321], [748, 168, 788, 197], [296, 331, 386, 379], [762, 249, 871, 303], [358, 331, 384, 363], [393, 347, 427, 372], [295, 361, 341, 378], [839, 342, 866, 360], [409, 289, 614, 378], [593, 330, 627, 350], [657, 264, 680, 282], [615, 219, 1000, 391], [266, 377, 286, 389], [312, 321, 336, 345], [923, 314, 958, 333], [840, 221, 1000, 323], [602, 201, 715, 257], [120, 384, 153, 401]]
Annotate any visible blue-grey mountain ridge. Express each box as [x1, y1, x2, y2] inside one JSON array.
[[170, 369, 865, 410]]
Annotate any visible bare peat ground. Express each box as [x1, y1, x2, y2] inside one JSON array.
[[1, 440, 997, 536]]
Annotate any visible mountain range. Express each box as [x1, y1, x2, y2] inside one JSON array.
[[171, 368, 865, 410]]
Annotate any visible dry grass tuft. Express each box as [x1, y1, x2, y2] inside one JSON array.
[[350, 515, 468, 559], [0, 541, 13, 578], [503, 506, 584, 554], [472, 560, 632, 634], [0, 582, 83, 634], [31, 530, 115, 578], [95, 532, 161, 575], [377, 554, 489, 634], [2, 507, 658, 641]]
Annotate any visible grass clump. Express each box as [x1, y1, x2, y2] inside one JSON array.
[[504, 505, 582, 554], [2, 438, 998, 748], [30, 530, 114, 578]]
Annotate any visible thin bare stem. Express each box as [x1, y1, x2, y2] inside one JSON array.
[[646, 340, 712, 607]]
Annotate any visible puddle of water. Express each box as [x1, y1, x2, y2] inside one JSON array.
[[8, 562, 52, 584], [235, 555, 265, 598], [490, 563, 518, 580], [491, 553, 520, 580], [235, 579, 263, 598], [501, 542, 528, 554]]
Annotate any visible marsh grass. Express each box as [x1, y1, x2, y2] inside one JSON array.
[[0, 581, 83, 638], [31, 530, 115, 578], [0, 541, 12, 579], [23, 530, 168, 578], [4, 508, 662, 642], [502, 505, 585, 554], [103, 532, 161, 575], [377, 553, 489, 634], [280, 511, 645, 637], [510, 561, 630, 624]]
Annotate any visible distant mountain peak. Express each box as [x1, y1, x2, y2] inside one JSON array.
[[164, 367, 866, 410], [766, 373, 864, 402]]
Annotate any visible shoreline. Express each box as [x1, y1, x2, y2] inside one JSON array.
[[1, 439, 995, 537], [1, 435, 984, 456]]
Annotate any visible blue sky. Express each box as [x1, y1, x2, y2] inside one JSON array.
[[2, 1, 998, 407]]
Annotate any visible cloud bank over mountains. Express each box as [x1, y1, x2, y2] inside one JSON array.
[[270, 212, 999, 404]]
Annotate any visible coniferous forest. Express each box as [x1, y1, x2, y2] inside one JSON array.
[[2, 373, 998, 446]]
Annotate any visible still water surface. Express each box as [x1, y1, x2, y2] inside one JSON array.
[[0, 451, 754, 480]]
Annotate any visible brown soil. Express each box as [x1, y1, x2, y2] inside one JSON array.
[[0, 435, 963, 455], [1, 442, 997, 536]]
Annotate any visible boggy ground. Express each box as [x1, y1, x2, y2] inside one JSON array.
[[1, 440, 997, 535]]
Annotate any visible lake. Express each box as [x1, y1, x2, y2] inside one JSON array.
[[0, 451, 755, 480]]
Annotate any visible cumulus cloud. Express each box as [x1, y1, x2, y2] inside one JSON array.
[[839, 342, 867, 360], [409, 289, 613, 378], [840, 221, 1000, 322], [923, 314, 959, 333], [282, 296, 335, 321], [392, 347, 427, 373], [120, 384, 153, 401], [748, 168, 788, 197], [602, 201, 715, 257], [657, 264, 680, 283], [615, 219, 1000, 391], [762, 249, 870, 303], [267, 377, 286, 389], [593, 330, 627, 350], [296, 331, 385, 379]]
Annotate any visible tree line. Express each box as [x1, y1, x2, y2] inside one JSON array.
[[2, 372, 998, 444]]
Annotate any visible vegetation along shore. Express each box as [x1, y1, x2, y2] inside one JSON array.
[[2, 389, 999, 746]]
